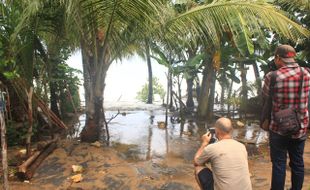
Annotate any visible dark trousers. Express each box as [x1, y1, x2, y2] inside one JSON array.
[[197, 167, 214, 190], [269, 131, 305, 190]]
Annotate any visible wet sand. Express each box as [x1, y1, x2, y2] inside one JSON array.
[[3, 110, 310, 189], [4, 137, 310, 190], [249, 142, 310, 190]]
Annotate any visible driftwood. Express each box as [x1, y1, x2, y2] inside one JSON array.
[[17, 138, 58, 180]]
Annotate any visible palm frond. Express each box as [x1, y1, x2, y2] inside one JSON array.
[[274, 0, 310, 11], [164, 1, 310, 49], [62, 0, 163, 62]]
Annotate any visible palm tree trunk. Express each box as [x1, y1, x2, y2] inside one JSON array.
[[50, 81, 61, 118], [220, 83, 225, 111], [186, 50, 195, 110], [195, 79, 201, 102], [207, 72, 216, 120], [227, 80, 234, 118], [146, 40, 153, 104], [240, 62, 248, 101], [80, 42, 110, 142], [252, 62, 262, 94], [177, 75, 184, 121], [168, 70, 174, 110], [197, 62, 215, 120], [48, 41, 61, 118], [186, 77, 194, 109]]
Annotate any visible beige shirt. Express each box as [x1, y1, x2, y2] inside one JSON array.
[[196, 139, 252, 190]]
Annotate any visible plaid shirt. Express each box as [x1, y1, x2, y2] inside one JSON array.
[[262, 63, 310, 139]]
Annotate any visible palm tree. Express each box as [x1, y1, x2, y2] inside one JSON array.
[[18, 0, 310, 141], [161, 0, 310, 120], [62, 0, 162, 142], [74, 0, 310, 128]]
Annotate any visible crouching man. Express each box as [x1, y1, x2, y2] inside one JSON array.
[[194, 117, 252, 190]]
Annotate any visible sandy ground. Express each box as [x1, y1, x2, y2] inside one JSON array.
[[249, 141, 310, 190], [3, 136, 310, 190]]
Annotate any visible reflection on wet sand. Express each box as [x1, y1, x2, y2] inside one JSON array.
[[70, 111, 268, 161], [9, 110, 310, 190]]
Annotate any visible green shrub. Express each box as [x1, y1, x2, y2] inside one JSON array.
[[6, 120, 38, 146], [136, 77, 165, 103]]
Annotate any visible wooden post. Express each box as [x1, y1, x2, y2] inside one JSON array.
[[26, 87, 33, 158], [1, 92, 9, 190]]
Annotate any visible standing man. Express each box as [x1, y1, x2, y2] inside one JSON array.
[[194, 117, 252, 190], [262, 44, 310, 190]]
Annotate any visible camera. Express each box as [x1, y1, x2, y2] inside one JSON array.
[[208, 128, 217, 144]]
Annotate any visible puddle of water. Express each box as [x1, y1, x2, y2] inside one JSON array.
[[70, 110, 269, 161]]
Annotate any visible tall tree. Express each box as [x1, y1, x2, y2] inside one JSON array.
[[145, 39, 153, 104]]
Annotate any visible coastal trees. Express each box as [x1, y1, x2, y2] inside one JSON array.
[[0, 0, 79, 147], [163, 0, 310, 120], [9, 0, 310, 143]]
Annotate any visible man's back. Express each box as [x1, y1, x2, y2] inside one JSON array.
[[197, 139, 251, 190], [262, 64, 310, 139]]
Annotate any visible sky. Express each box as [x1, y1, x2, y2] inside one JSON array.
[[66, 51, 257, 103], [66, 51, 169, 102]]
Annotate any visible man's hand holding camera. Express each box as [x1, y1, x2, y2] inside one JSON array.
[[201, 132, 212, 147]]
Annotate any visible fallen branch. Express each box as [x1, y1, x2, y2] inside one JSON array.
[[107, 110, 120, 124], [103, 110, 120, 142], [17, 137, 58, 180], [24, 142, 57, 179], [36, 139, 58, 151], [18, 151, 41, 173]]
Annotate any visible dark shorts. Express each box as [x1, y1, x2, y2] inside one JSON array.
[[197, 167, 214, 190]]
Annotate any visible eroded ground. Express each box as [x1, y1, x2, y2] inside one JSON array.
[[3, 110, 310, 190], [6, 139, 310, 190]]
